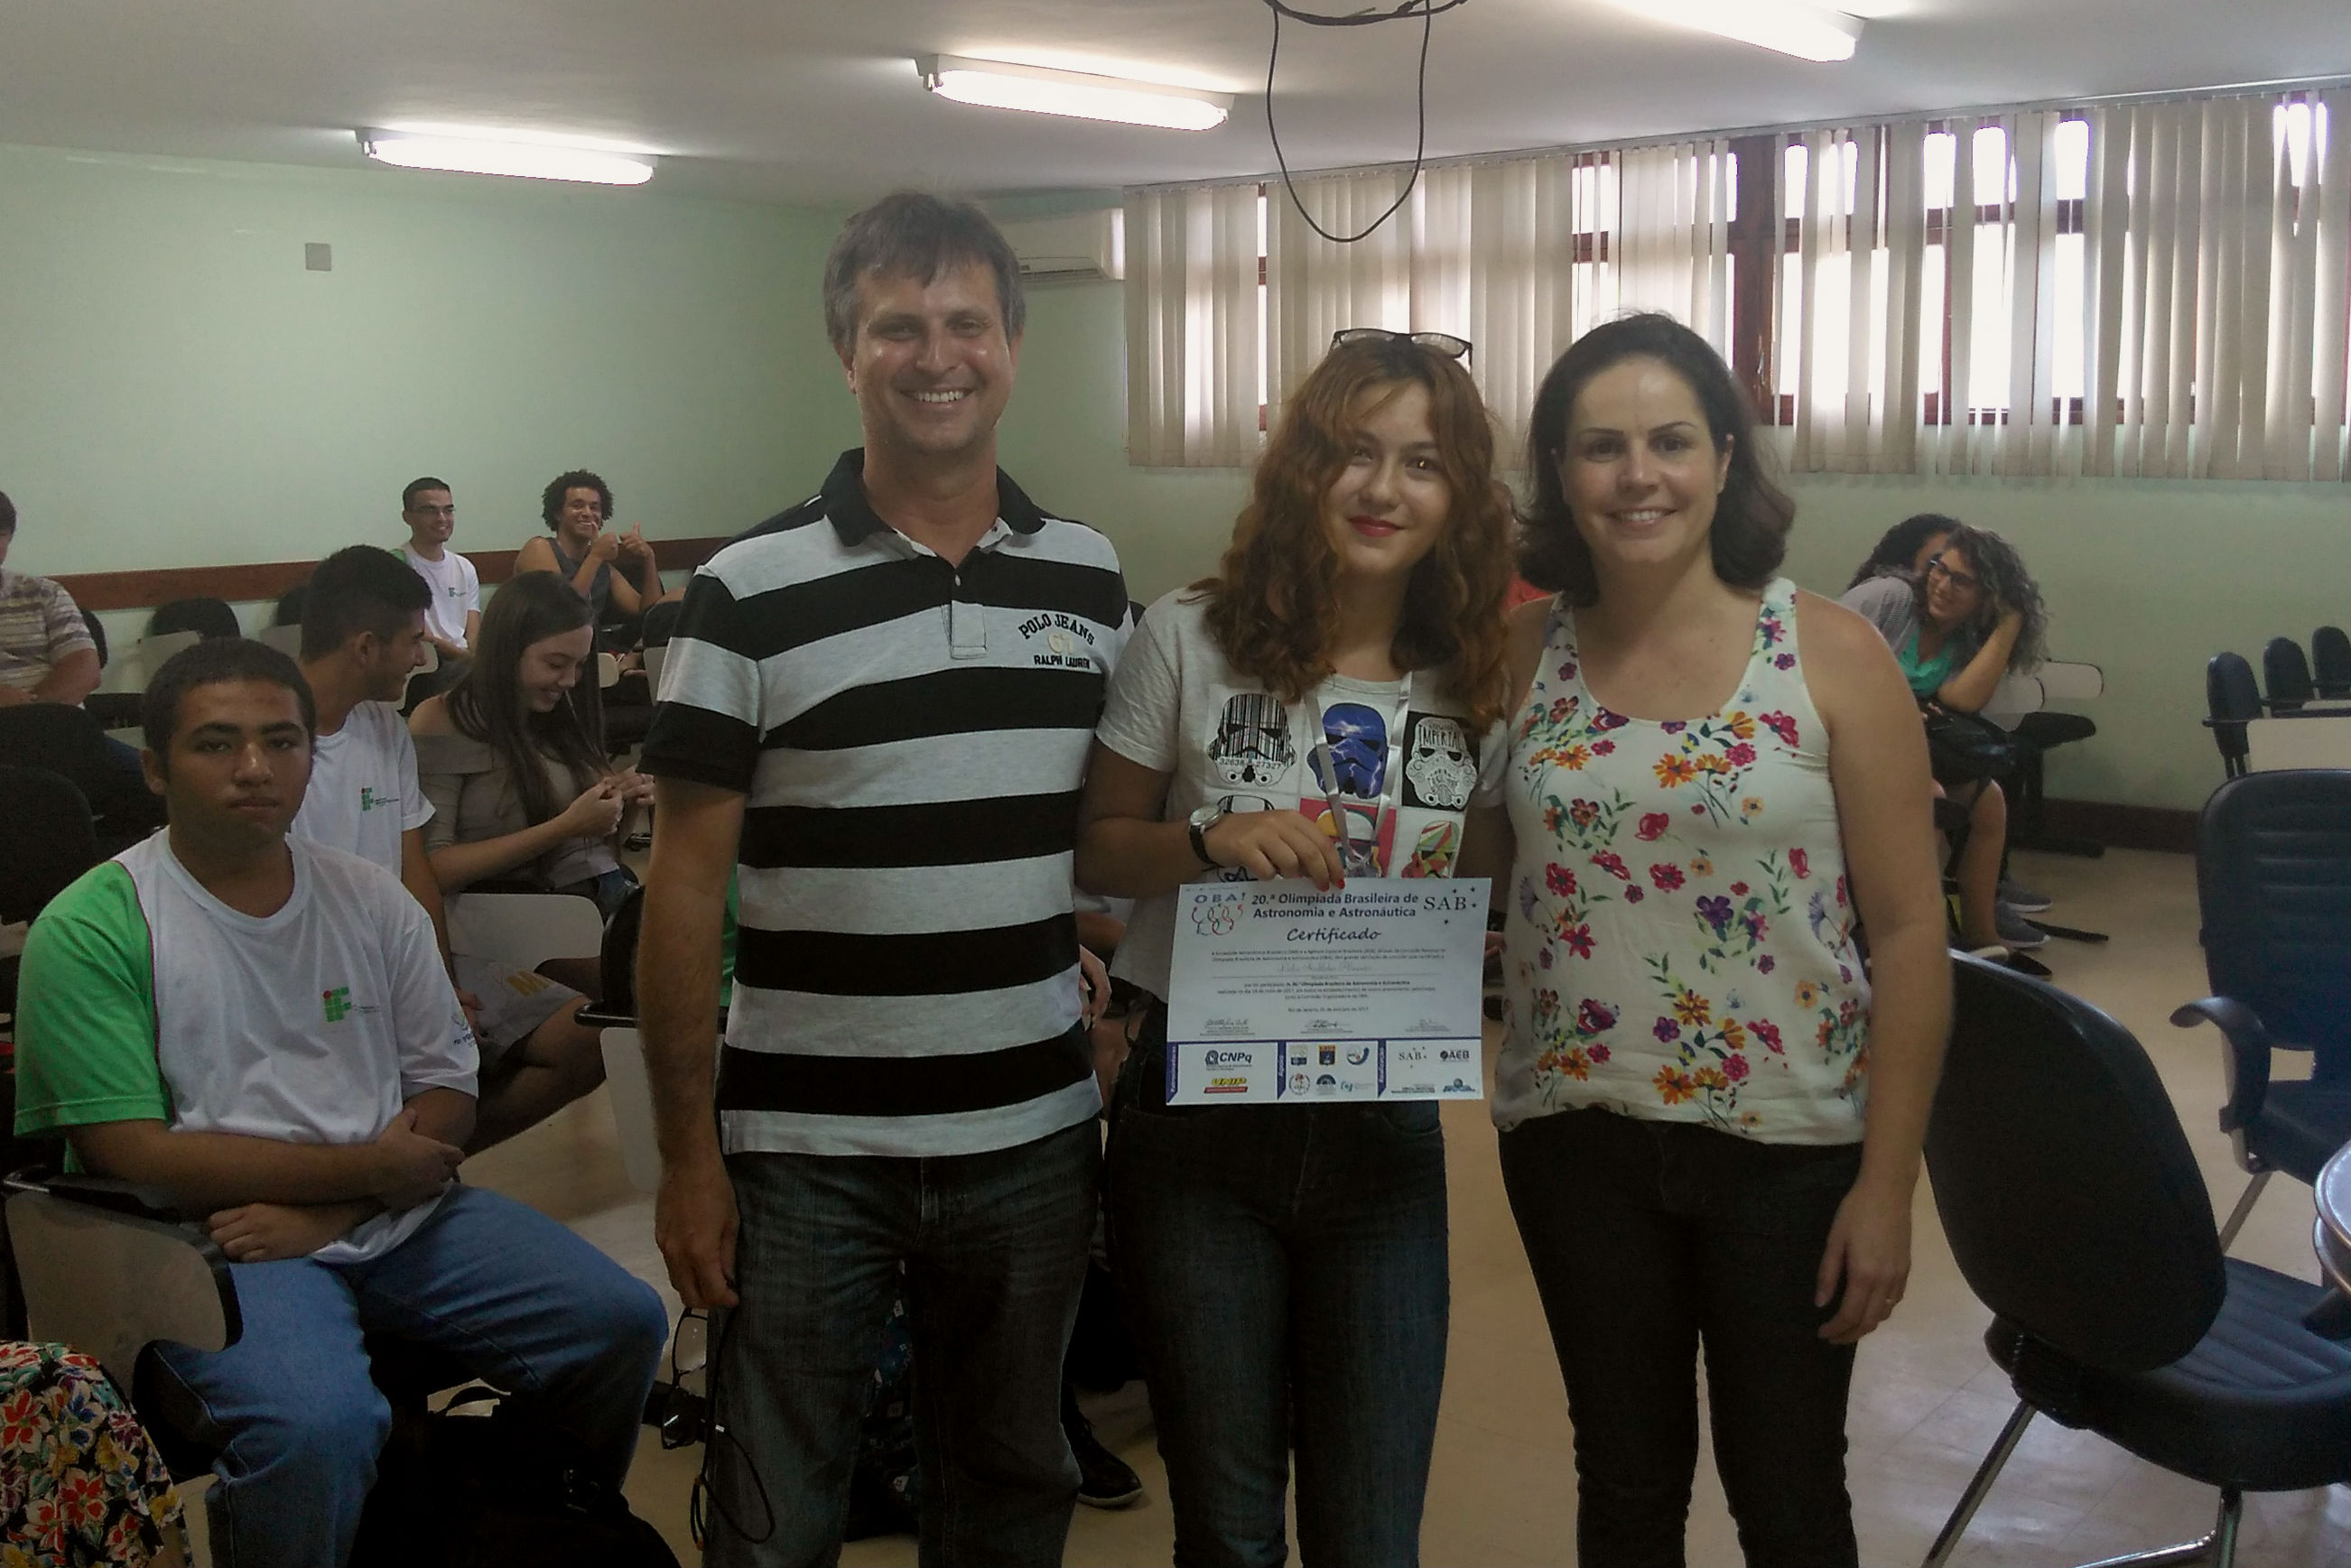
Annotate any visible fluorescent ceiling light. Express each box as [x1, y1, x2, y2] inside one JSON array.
[[918, 55, 1231, 131], [358, 129, 656, 185], [1622, 0, 1863, 62]]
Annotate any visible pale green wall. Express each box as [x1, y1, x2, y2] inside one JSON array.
[[0, 141, 859, 641], [999, 278, 2351, 814], [10, 141, 2341, 814]]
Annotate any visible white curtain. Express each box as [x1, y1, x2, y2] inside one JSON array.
[[1130, 88, 2351, 479], [2086, 89, 2351, 479], [1123, 184, 1261, 467]]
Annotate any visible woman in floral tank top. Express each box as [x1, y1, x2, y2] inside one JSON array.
[[1470, 316, 1952, 1567]]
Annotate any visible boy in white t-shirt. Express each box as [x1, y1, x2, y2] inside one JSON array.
[[292, 545, 604, 1152], [13, 638, 665, 1568], [397, 476, 479, 664]]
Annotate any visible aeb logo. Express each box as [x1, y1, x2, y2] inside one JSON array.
[[1440, 1047, 1472, 1062]]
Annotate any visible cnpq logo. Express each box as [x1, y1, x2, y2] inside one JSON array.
[[1203, 1048, 1255, 1068]]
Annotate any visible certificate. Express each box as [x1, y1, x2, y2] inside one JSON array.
[[1163, 879, 1491, 1104]]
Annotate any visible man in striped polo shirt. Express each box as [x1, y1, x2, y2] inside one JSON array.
[[637, 192, 1129, 1567]]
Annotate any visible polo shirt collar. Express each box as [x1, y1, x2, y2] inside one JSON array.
[[821, 448, 1049, 549]]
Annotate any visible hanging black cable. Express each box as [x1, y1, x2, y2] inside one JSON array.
[[1259, 0, 1467, 245]]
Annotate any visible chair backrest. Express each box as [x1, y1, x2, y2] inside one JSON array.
[[79, 612, 108, 670], [446, 891, 604, 972], [600, 881, 645, 1014], [2197, 770, 2351, 1062], [1928, 955, 2226, 1373], [272, 582, 307, 627], [638, 598, 683, 649], [643, 642, 668, 701], [0, 766, 98, 923], [2315, 626, 2351, 700], [2207, 652, 2262, 774], [147, 597, 240, 642], [92, 630, 200, 698], [2265, 636, 2316, 712], [255, 623, 304, 658]]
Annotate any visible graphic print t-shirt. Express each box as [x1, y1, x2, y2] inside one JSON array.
[[1093, 589, 1505, 1001]]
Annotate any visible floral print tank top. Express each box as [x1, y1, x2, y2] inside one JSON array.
[[1495, 578, 1870, 1144]]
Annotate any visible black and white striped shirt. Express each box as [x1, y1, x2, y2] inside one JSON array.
[[641, 450, 1129, 1157]]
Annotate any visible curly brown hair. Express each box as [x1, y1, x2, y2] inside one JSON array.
[[1195, 337, 1517, 729]]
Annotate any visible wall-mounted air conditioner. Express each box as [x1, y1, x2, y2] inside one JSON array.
[[999, 209, 1125, 283]]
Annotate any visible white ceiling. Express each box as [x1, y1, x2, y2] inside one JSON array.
[[3, 0, 2346, 207]]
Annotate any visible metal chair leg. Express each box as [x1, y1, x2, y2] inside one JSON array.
[[1922, 1399, 2037, 1568], [2075, 1486, 2239, 1568], [2216, 1172, 2272, 1250]]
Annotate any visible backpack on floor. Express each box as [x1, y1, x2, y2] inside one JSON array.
[[350, 1386, 682, 1568]]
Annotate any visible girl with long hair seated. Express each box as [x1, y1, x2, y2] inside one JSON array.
[[1841, 521, 2050, 951], [410, 571, 646, 1144], [1487, 313, 1950, 1566], [1076, 329, 1516, 1566]]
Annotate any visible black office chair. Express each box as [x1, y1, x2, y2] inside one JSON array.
[[0, 703, 165, 852], [2263, 636, 2315, 713], [2313, 626, 2351, 700], [2204, 653, 2262, 780], [147, 597, 240, 642], [1922, 954, 2351, 1568], [273, 582, 309, 626], [2169, 770, 2351, 1250], [0, 765, 99, 1023]]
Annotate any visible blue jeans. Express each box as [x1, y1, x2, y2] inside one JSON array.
[[1106, 1037, 1450, 1568], [1499, 1107, 1864, 1568], [706, 1120, 1100, 1568], [153, 1184, 668, 1568]]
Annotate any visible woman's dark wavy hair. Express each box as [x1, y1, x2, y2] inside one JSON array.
[[1922, 522, 2048, 673], [1195, 335, 1517, 729], [1521, 312, 1793, 604], [1847, 513, 1959, 589], [445, 571, 607, 827]]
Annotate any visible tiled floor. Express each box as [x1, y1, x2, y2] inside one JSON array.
[[459, 847, 2351, 1567]]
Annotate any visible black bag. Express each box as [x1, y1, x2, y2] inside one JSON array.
[[350, 1387, 682, 1568], [1923, 708, 2019, 783]]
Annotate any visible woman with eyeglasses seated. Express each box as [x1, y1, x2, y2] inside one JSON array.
[[1075, 327, 1513, 1567], [1840, 521, 2049, 952], [1844, 511, 1956, 590]]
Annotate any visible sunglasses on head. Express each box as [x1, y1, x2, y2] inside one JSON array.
[[1331, 328, 1473, 366]]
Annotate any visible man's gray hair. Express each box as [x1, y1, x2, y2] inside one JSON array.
[[822, 191, 1026, 355]]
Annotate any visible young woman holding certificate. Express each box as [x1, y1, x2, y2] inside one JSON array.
[[1487, 314, 1951, 1567], [1076, 329, 1517, 1567]]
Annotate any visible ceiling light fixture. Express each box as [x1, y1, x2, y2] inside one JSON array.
[[917, 55, 1232, 131], [357, 129, 656, 185], [1622, 0, 1863, 62]]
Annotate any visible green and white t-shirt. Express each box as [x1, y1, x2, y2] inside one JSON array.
[[14, 832, 479, 1263]]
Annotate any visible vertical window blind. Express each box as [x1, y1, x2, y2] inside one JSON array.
[[1124, 85, 2351, 483]]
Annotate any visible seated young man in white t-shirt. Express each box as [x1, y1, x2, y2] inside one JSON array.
[[397, 476, 479, 666], [12, 639, 666, 1568], [293, 545, 606, 1151]]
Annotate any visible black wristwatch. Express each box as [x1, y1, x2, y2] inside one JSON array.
[[1186, 803, 1228, 869]]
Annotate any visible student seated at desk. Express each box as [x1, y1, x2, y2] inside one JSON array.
[[10, 637, 665, 1568], [294, 546, 609, 1152], [1841, 520, 2049, 952]]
